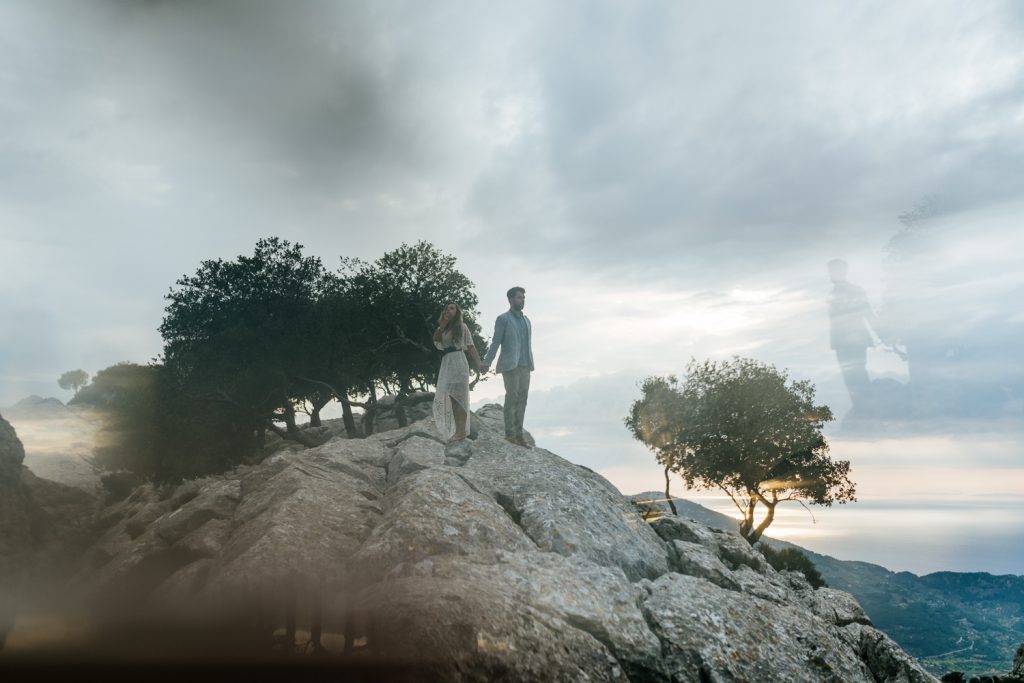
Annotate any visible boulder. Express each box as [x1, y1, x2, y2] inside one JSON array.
[[459, 418, 669, 581], [348, 550, 665, 682]]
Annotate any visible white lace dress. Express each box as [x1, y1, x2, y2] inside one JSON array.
[[432, 323, 472, 440]]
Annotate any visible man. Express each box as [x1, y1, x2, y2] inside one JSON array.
[[480, 287, 534, 447], [827, 259, 879, 414]]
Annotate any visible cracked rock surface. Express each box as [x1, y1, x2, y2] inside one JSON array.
[[65, 405, 937, 682]]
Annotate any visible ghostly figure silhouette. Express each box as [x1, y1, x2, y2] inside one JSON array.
[[827, 259, 879, 413]]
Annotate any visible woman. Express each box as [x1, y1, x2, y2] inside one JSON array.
[[432, 302, 481, 443]]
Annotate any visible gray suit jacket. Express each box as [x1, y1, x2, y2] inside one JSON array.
[[482, 310, 534, 373]]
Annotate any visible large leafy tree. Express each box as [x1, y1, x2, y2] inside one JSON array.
[[84, 238, 487, 479], [626, 357, 856, 545], [343, 242, 485, 430], [160, 237, 330, 445]]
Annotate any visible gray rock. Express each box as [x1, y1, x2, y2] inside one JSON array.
[[0, 412, 26, 480], [671, 540, 741, 591], [206, 456, 378, 592], [346, 553, 644, 682], [349, 467, 536, 585], [651, 515, 721, 546], [175, 518, 233, 559], [461, 425, 669, 581], [152, 480, 241, 544], [47, 408, 937, 682], [385, 435, 445, 487], [1, 413, 95, 585], [730, 564, 793, 604], [653, 516, 768, 573], [837, 623, 939, 683], [805, 587, 873, 627], [644, 572, 882, 682]]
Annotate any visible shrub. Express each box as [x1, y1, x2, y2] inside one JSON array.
[[759, 544, 827, 588]]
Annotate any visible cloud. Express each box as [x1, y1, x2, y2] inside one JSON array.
[[468, 1, 1024, 274], [1, 1, 1021, 438]]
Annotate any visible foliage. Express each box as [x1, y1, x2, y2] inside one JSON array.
[[159, 237, 332, 443], [57, 369, 89, 394], [73, 362, 161, 474], [78, 361, 258, 482], [80, 238, 486, 480], [71, 363, 151, 409], [345, 241, 485, 396], [626, 356, 855, 544], [758, 544, 826, 588]]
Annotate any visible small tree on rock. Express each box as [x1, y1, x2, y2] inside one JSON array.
[[58, 369, 89, 395], [626, 357, 856, 545]]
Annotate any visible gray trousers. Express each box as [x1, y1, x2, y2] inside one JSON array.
[[501, 366, 531, 438]]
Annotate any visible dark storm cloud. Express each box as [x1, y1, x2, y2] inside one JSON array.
[[1, 0, 485, 211], [83, 0, 454, 192]]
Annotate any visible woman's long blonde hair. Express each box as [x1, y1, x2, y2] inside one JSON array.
[[438, 302, 464, 339]]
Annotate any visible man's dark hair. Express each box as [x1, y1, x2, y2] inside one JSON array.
[[507, 286, 525, 301]]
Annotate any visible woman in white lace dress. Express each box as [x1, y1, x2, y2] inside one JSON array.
[[432, 302, 481, 442]]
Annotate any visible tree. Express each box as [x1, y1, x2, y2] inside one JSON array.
[[626, 357, 856, 545], [71, 362, 161, 475], [159, 237, 330, 447], [57, 369, 89, 394], [73, 361, 256, 482], [342, 242, 486, 433]]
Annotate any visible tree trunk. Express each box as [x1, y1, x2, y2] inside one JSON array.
[[739, 498, 757, 544], [309, 394, 330, 428], [268, 405, 317, 448], [663, 465, 678, 516], [362, 388, 378, 437], [749, 500, 777, 545], [395, 392, 408, 428], [340, 395, 357, 438]]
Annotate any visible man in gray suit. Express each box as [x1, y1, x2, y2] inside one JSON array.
[[480, 286, 534, 447]]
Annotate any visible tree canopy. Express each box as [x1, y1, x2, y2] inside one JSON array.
[[344, 241, 484, 397], [57, 369, 89, 394], [70, 362, 161, 475], [626, 357, 856, 545], [75, 238, 484, 481], [159, 236, 329, 441]]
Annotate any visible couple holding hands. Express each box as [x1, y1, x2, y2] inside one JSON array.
[[431, 286, 534, 446]]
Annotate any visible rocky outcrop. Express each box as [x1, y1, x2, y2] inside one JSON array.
[[0, 413, 32, 577], [1, 412, 96, 652], [15, 406, 937, 681], [1, 414, 95, 577]]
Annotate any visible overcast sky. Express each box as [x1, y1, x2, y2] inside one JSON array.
[[2, 1, 1021, 574]]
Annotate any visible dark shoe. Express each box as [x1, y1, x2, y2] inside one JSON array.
[[515, 436, 532, 448], [505, 436, 519, 446]]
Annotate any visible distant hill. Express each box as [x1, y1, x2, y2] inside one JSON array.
[[3, 395, 68, 419], [630, 492, 1024, 678]]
